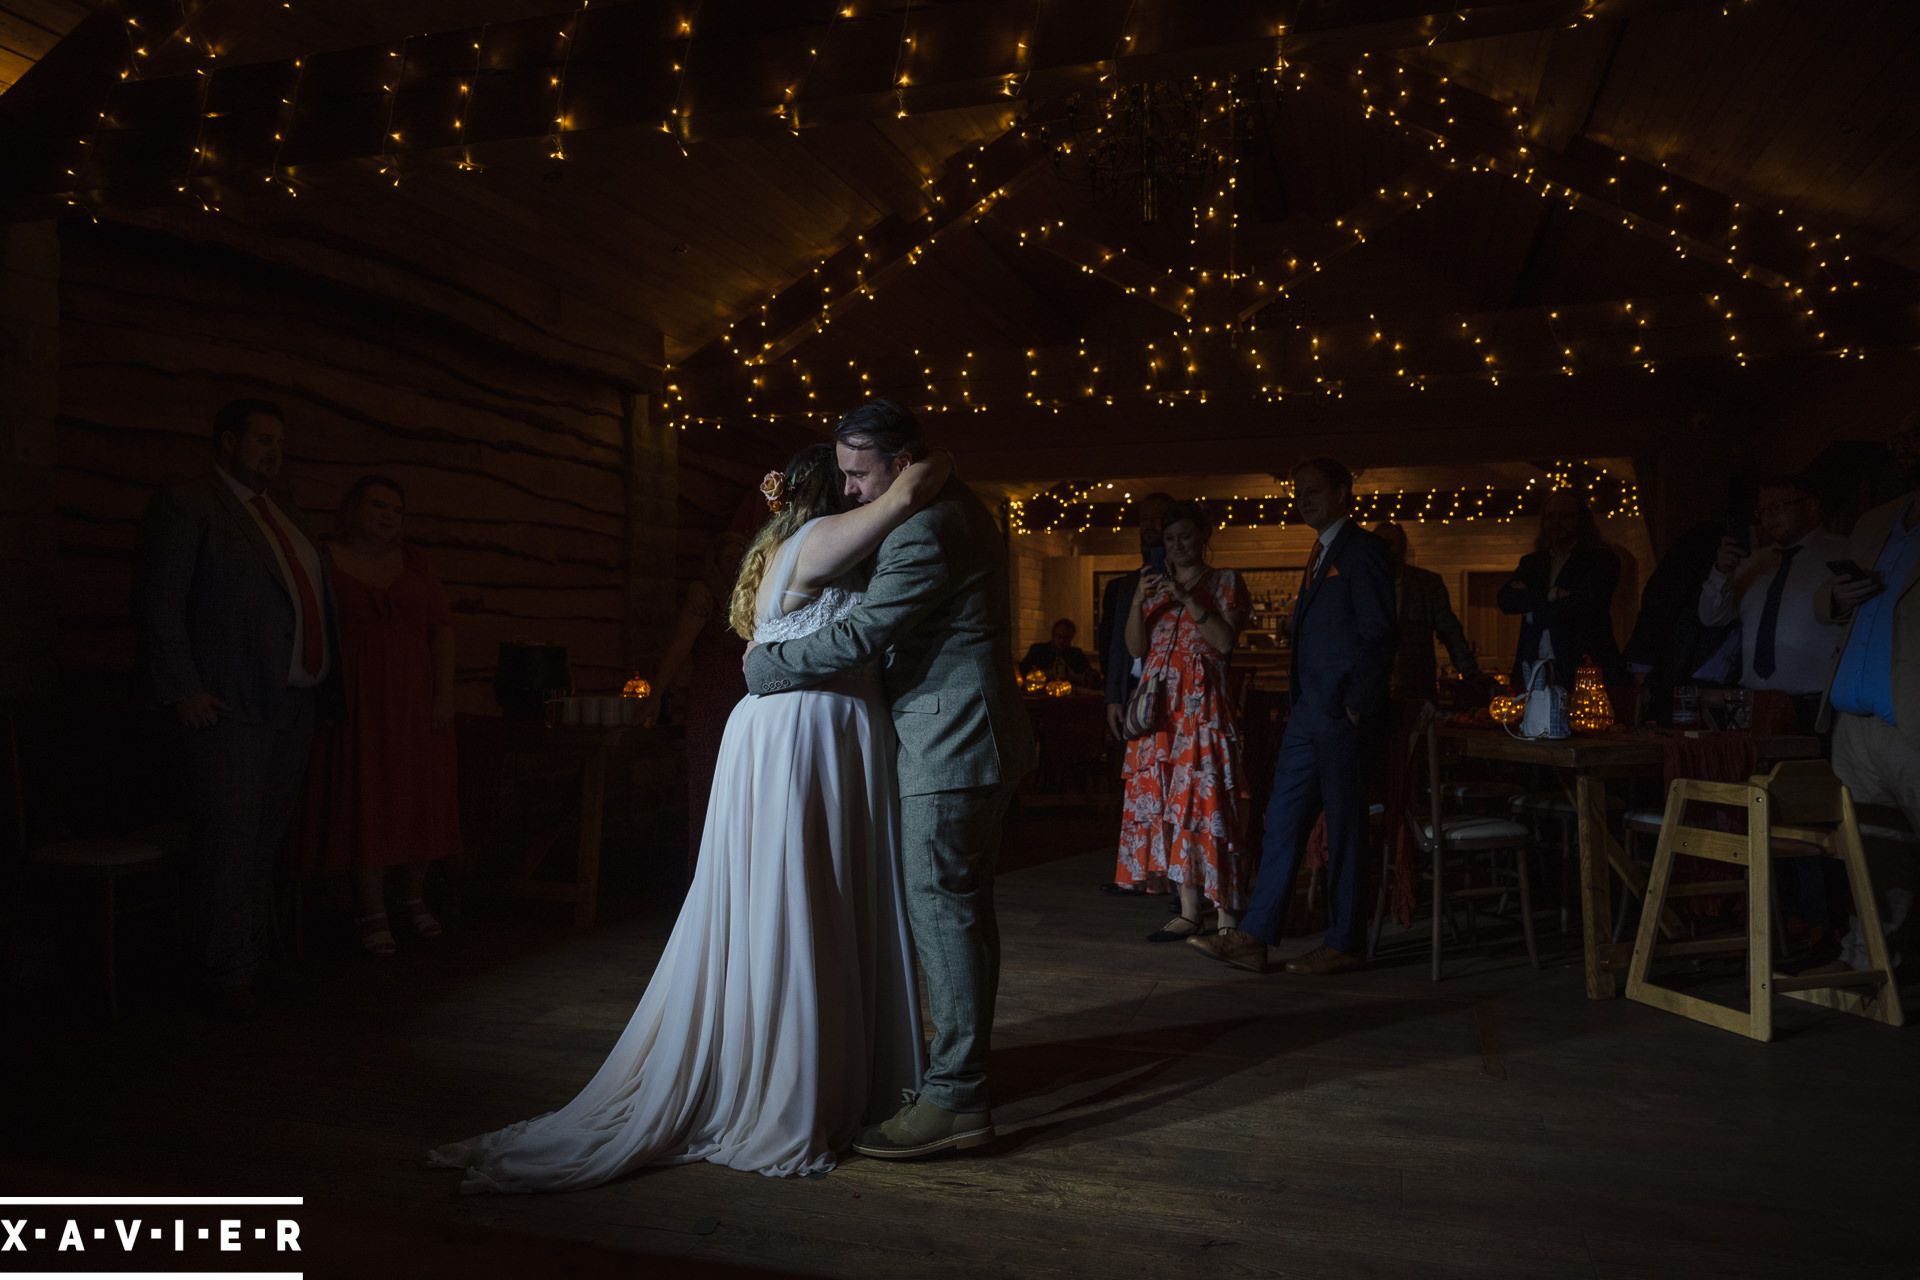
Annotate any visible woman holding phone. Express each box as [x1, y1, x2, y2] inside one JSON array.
[[1113, 500, 1251, 940]]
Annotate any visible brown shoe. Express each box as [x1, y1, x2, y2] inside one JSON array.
[[1188, 928, 1268, 973], [851, 1093, 995, 1160], [1285, 946, 1364, 976]]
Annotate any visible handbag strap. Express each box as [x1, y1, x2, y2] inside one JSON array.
[[1144, 568, 1220, 673]]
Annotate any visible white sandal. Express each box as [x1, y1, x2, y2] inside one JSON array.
[[358, 912, 396, 957], [400, 898, 443, 940]]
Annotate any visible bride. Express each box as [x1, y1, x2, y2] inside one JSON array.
[[426, 442, 952, 1192]]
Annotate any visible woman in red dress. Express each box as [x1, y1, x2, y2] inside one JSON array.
[[305, 476, 460, 955], [1115, 501, 1251, 941]]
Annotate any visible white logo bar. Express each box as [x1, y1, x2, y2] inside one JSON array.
[[0, 1199, 303, 1206]]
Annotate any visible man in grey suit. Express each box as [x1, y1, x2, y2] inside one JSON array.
[[744, 399, 1036, 1159], [134, 399, 339, 1020]]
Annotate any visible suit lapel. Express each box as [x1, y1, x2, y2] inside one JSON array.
[[1296, 521, 1353, 624], [207, 471, 292, 602]]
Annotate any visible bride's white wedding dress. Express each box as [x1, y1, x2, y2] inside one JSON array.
[[425, 518, 923, 1191]]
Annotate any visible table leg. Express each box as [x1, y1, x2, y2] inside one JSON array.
[[1558, 772, 1684, 941], [574, 748, 607, 928], [1575, 775, 1618, 999]]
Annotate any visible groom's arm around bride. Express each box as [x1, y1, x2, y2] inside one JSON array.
[[742, 474, 1033, 799]]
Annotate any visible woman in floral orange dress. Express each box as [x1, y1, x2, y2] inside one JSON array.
[[1115, 501, 1250, 941]]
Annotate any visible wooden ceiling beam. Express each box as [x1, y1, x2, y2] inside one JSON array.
[[0, 0, 184, 154], [1, 0, 1734, 209]]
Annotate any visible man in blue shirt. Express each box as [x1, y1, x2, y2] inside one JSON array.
[[1818, 483, 1920, 968]]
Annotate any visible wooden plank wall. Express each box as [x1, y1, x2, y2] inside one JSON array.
[[0, 220, 59, 701], [53, 220, 655, 708], [673, 422, 819, 574]]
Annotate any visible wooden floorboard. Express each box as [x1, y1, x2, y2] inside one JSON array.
[[6, 838, 1918, 1279]]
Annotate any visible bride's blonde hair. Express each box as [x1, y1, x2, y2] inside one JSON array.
[[728, 443, 844, 640]]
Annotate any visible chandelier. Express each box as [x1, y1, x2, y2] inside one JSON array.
[[1046, 77, 1264, 224]]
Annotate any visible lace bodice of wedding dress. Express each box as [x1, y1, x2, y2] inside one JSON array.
[[753, 518, 862, 645]]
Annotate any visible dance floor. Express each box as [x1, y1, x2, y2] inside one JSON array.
[[6, 833, 1917, 1279]]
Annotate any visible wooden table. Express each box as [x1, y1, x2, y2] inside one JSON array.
[[1436, 725, 1821, 999], [1022, 689, 1112, 797], [459, 717, 649, 928]]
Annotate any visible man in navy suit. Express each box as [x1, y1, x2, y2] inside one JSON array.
[[135, 399, 341, 1020], [1190, 457, 1395, 975]]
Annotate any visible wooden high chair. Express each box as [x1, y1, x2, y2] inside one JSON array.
[[1625, 760, 1905, 1041]]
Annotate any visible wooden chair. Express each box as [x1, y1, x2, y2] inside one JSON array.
[[1443, 778, 1526, 814], [1625, 760, 1905, 1041], [1512, 789, 1579, 933], [1380, 717, 1541, 981], [4, 708, 181, 1016]]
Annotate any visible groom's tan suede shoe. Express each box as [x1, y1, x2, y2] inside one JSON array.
[[1187, 927, 1269, 973], [852, 1094, 995, 1159]]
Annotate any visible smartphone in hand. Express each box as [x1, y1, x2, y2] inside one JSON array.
[[1144, 545, 1168, 575], [1827, 559, 1867, 580]]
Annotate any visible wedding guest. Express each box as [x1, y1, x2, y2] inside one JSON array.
[[1624, 517, 1740, 724], [1700, 476, 1847, 941], [1019, 618, 1096, 688], [134, 399, 339, 1019], [1498, 489, 1623, 690], [1700, 474, 1848, 729], [1817, 478, 1920, 970], [1374, 521, 1479, 705], [1113, 501, 1251, 939], [303, 476, 460, 956], [1099, 492, 1174, 740], [1190, 458, 1395, 975], [643, 525, 752, 867]]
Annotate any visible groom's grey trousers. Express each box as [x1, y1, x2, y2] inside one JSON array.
[[899, 778, 1019, 1114]]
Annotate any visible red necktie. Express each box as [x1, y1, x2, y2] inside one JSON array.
[[1301, 538, 1324, 594], [250, 494, 324, 678]]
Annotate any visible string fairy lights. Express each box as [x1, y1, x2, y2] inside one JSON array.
[[550, 8, 586, 161], [663, 1, 700, 152], [261, 56, 304, 202], [1007, 461, 1641, 536], [375, 37, 409, 187], [456, 25, 488, 172], [43, 3, 1904, 443], [891, 0, 915, 120], [779, 2, 849, 134]]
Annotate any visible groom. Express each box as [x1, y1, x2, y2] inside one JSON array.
[[744, 399, 1036, 1159]]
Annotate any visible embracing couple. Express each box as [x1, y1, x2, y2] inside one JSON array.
[[426, 400, 1035, 1192]]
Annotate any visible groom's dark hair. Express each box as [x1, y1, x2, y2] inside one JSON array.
[[834, 399, 925, 465]]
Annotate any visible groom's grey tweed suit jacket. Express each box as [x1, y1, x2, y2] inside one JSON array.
[[743, 477, 1036, 797]]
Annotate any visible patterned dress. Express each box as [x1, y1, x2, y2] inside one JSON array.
[[1115, 568, 1251, 910]]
